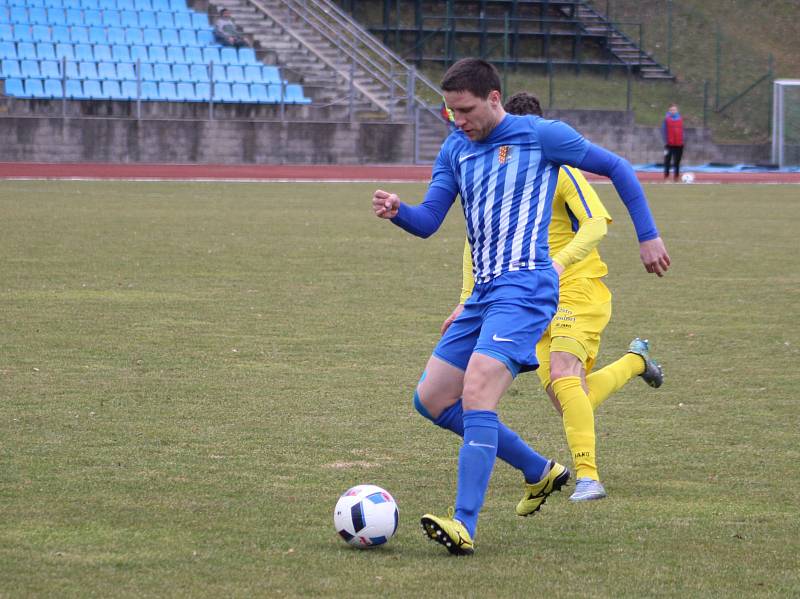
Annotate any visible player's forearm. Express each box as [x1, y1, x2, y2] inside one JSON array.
[[390, 186, 454, 238], [577, 144, 659, 242], [460, 238, 474, 303], [552, 217, 607, 269]]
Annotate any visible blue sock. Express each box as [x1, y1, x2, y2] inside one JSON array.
[[454, 410, 499, 538], [433, 400, 550, 484]]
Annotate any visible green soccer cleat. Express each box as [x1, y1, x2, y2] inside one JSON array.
[[516, 461, 570, 517], [628, 337, 664, 388], [420, 509, 474, 556]]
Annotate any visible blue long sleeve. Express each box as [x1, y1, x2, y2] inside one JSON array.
[[390, 185, 456, 238], [577, 143, 659, 242]]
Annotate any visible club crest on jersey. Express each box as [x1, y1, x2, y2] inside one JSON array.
[[498, 145, 512, 165]]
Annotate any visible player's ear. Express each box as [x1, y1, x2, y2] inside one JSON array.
[[488, 90, 502, 108]]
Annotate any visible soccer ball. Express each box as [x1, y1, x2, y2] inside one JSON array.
[[333, 484, 399, 548], [681, 172, 695, 183]]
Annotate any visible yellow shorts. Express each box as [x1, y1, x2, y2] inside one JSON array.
[[535, 277, 612, 389]]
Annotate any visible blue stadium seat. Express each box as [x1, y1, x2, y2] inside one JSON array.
[[65, 8, 83, 25], [20, 58, 41, 77], [0, 41, 17, 59], [196, 29, 213, 46], [14, 25, 34, 42], [31, 24, 51, 41], [219, 47, 238, 65], [79, 0, 98, 8], [201, 46, 219, 65], [96, 0, 114, 9], [172, 12, 190, 29], [140, 79, 158, 99], [209, 64, 225, 82], [129, 43, 147, 61], [188, 63, 207, 82], [82, 78, 102, 98], [184, 46, 202, 64], [0, 24, 13, 42], [175, 81, 194, 100], [70, 25, 89, 43], [238, 47, 256, 65], [152, 62, 170, 81], [54, 42, 73, 59], [267, 83, 282, 102], [243, 65, 261, 84], [4, 77, 25, 96], [51, 25, 70, 42], [261, 65, 280, 84], [119, 9, 137, 27], [124, 26, 142, 44], [108, 44, 126, 62], [24, 77, 45, 97], [168, 0, 185, 11], [17, 41, 37, 59], [64, 59, 79, 77], [285, 83, 310, 104], [40, 58, 60, 77], [194, 81, 209, 100], [191, 13, 207, 28], [74, 43, 93, 61], [150, 0, 168, 11], [178, 28, 196, 46], [88, 26, 106, 43], [102, 9, 120, 26], [29, 7, 49, 24], [107, 26, 125, 44], [102, 79, 125, 99], [45, 1, 66, 12], [165, 45, 183, 63], [93, 43, 111, 61], [231, 82, 250, 103], [172, 62, 190, 82], [212, 81, 231, 102], [134, 0, 151, 10], [1, 58, 22, 77], [142, 27, 159, 45], [46, 7, 66, 24], [44, 77, 63, 97], [120, 79, 138, 99], [137, 10, 155, 28], [78, 60, 96, 78], [65, 78, 83, 98], [160, 27, 178, 45], [137, 61, 153, 80], [116, 61, 134, 79], [83, 9, 102, 26], [147, 44, 165, 62], [10, 6, 27, 22], [35, 42, 55, 59], [154, 10, 172, 28], [97, 60, 115, 79], [226, 65, 243, 83], [157, 80, 177, 100], [249, 83, 268, 103]]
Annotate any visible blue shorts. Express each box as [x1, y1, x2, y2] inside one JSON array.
[[433, 268, 559, 377]]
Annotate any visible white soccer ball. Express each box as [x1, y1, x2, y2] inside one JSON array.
[[333, 484, 399, 548], [681, 172, 695, 183]]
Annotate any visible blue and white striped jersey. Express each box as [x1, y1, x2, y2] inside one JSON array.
[[429, 114, 589, 282]]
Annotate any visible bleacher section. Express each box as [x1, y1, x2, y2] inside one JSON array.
[[0, 0, 311, 103]]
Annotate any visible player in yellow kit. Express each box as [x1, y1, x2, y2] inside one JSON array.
[[441, 92, 665, 502]]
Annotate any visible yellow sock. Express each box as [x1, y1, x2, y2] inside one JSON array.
[[552, 376, 598, 481], [586, 354, 644, 410]]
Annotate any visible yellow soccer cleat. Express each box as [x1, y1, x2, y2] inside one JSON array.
[[420, 509, 474, 556], [516, 461, 571, 516]]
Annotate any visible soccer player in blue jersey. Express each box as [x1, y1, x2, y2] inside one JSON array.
[[372, 59, 669, 555]]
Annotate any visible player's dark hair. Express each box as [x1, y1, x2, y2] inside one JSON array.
[[441, 59, 502, 98], [503, 92, 543, 117]]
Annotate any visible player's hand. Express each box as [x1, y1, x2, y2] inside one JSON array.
[[372, 189, 400, 219], [639, 237, 671, 277], [440, 303, 464, 336]]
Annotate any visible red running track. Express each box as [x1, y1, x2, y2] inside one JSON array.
[[1, 162, 799, 184]]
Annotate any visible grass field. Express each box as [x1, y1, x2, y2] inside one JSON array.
[[1, 180, 799, 598]]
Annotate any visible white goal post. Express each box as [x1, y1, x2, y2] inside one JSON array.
[[772, 79, 800, 168]]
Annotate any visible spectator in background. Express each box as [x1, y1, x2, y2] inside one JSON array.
[[214, 9, 247, 48], [662, 103, 684, 181]]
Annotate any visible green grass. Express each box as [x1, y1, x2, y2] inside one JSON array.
[[1, 181, 799, 597]]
